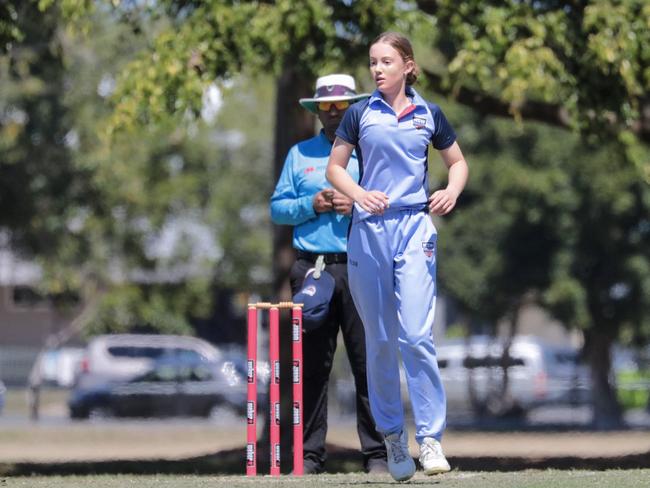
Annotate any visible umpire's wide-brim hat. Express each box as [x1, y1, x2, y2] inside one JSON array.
[[299, 74, 370, 114]]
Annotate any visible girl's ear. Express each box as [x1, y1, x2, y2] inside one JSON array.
[[404, 59, 415, 76]]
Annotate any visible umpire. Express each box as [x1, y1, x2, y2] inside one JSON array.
[[270, 74, 388, 474]]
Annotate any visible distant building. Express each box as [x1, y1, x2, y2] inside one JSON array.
[[0, 248, 82, 385]]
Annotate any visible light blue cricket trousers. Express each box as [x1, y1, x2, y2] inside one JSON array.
[[347, 208, 446, 443]]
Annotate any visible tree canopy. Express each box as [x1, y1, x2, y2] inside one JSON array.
[[416, 0, 649, 179], [1, 2, 275, 334]]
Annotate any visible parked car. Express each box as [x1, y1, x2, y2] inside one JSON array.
[[432, 335, 591, 417], [76, 334, 223, 383], [69, 352, 261, 420]]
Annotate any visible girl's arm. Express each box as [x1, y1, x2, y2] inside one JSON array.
[[428, 141, 469, 215], [326, 137, 389, 215]]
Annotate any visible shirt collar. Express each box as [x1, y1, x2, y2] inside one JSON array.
[[369, 85, 426, 109]]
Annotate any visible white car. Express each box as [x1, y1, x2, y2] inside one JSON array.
[[77, 334, 223, 382], [433, 335, 591, 417]]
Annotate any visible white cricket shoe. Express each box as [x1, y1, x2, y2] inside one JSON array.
[[419, 437, 451, 475], [384, 430, 416, 481]]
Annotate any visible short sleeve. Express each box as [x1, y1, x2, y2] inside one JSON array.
[[335, 101, 365, 145], [428, 103, 457, 150]]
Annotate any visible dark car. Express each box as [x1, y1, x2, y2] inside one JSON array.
[[69, 353, 256, 420]]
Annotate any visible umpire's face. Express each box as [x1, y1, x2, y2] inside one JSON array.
[[317, 100, 350, 143]]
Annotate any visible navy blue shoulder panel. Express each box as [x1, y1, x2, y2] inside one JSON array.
[[335, 99, 370, 185], [426, 101, 456, 150], [335, 98, 370, 146]]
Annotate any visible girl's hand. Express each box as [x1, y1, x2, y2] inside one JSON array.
[[428, 188, 458, 215], [357, 190, 390, 215]]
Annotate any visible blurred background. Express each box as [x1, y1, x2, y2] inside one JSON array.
[[0, 0, 649, 473]]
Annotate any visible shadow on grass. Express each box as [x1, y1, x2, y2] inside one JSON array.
[[2, 442, 650, 477]]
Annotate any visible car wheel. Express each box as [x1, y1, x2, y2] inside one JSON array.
[[484, 392, 525, 418], [88, 406, 114, 420], [207, 403, 243, 423], [207, 404, 226, 420], [69, 408, 86, 420]]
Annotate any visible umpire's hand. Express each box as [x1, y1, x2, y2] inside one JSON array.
[[331, 190, 353, 216], [313, 189, 334, 213]]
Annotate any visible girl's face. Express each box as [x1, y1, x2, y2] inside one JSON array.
[[369, 41, 413, 94]]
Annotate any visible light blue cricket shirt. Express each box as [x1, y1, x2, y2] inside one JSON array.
[[335, 86, 456, 222], [270, 130, 359, 253]]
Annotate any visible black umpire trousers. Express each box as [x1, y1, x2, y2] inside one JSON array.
[[290, 254, 386, 471]]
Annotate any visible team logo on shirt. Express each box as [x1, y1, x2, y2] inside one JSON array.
[[422, 241, 436, 258], [413, 115, 427, 129]]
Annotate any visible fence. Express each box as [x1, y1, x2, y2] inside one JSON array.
[[0, 346, 39, 386]]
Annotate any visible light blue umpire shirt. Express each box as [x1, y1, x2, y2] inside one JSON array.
[[270, 130, 360, 253]]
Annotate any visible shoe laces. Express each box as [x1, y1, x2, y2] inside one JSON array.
[[387, 433, 409, 464], [420, 438, 442, 460]]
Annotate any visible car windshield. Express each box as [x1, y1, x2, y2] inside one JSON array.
[[108, 346, 167, 359], [108, 346, 207, 362], [544, 349, 582, 375], [133, 362, 216, 383]]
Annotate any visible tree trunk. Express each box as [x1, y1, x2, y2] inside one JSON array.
[[467, 305, 521, 418], [272, 65, 315, 302], [584, 328, 624, 429], [493, 305, 521, 417], [267, 63, 314, 473]]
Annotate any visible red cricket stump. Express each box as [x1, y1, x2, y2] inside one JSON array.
[[292, 305, 304, 475], [269, 306, 281, 476], [246, 305, 258, 476], [246, 302, 303, 477]]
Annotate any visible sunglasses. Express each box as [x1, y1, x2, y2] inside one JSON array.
[[317, 100, 350, 111]]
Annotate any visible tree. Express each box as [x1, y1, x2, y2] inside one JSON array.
[[3, 2, 281, 416], [416, 1, 649, 158], [0, 2, 22, 52], [97, 0, 410, 301], [434, 104, 650, 424], [1, 2, 277, 333], [432, 108, 579, 416], [414, 0, 650, 428], [0, 1, 96, 298]]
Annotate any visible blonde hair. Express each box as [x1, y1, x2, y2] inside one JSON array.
[[371, 31, 420, 85]]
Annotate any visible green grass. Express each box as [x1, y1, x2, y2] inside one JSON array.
[[2, 471, 650, 488]]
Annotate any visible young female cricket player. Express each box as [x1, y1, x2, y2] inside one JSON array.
[[326, 32, 469, 481]]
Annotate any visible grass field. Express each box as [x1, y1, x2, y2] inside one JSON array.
[[3, 470, 650, 488], [2, 388, 649, 486]]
